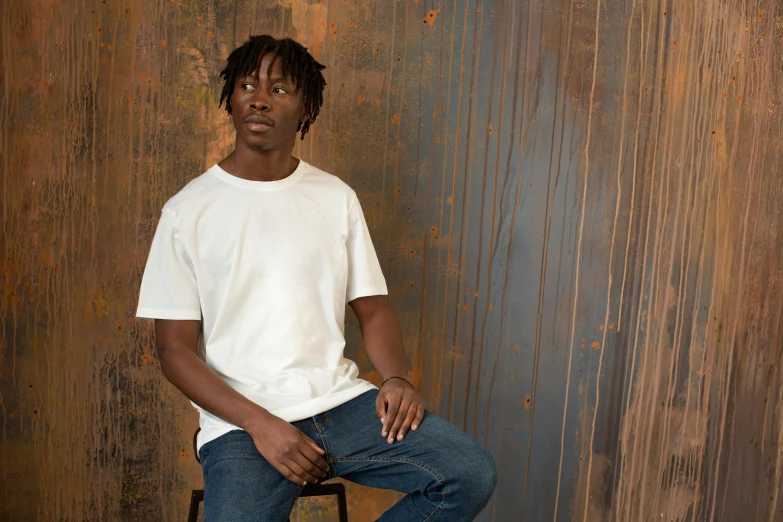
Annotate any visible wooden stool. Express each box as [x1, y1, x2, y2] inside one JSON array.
[[187, 429, 348, 521]]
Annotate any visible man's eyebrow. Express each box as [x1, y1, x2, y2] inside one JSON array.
[[269, 76, 294, 84]]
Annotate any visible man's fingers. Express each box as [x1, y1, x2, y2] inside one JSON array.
[[300, 443, 329, 475], [297, 433, 328, 474], [387, 397, 412, 443], [304, 436, 326, 456], [397, 401, 420, 440], [382, 393, 402, 437], [376, 393, 387, 422], [412, 403, 425, 430], [278, 463, 307, 486], [293, 452, 327, 482], [287, 459, 322, 486]]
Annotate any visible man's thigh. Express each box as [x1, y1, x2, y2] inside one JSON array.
[[324, 390, 495, 494], [199, 430, 304, 522]]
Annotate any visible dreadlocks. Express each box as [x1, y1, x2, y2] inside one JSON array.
[[219, 35, 326, 140]]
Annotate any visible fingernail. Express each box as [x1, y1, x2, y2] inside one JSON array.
[[397, 434, 403, 441], [412, 424, 418, 430], [303, 481, 308, 486], [388, 437, 394, 444], [382, 431, 388, 437]]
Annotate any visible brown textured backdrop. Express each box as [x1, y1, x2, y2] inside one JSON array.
[[2, 0, 783, 520]]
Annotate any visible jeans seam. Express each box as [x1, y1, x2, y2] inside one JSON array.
[[285, 484, 306, 518], [423, 484, 448, 521], [202, 456, 265, 467], [331, 456, 449, 520], [312, 417, 335, 480]]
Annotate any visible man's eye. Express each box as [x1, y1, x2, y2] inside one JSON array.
[[241, 83, 254, 90], [273, 87, 288, 94]]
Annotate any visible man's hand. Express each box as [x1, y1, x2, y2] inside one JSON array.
[[376, 378, 425, 444], [154, 319, 326, 486], [348, 296, 422, 443], [246, 415, 329, 486]]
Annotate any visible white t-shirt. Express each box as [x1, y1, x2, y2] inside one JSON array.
[[136, 159, 388, 450]]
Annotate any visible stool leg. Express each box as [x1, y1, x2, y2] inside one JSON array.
[[188, 490, 203, 522], [336, 488, 348, 522]]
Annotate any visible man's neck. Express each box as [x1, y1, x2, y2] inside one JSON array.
[[221, 143, 298, 182]]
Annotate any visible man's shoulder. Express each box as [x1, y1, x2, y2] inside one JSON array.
[[162, 167, 220, 216], [299, 161, 358, 201]]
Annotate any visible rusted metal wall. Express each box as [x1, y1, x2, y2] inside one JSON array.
[[2, 0, 783, 520]]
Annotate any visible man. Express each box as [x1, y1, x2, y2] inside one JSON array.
[[137, 35, 497, 521]]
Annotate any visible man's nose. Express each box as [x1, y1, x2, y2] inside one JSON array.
[[250, 90, 270, 111]]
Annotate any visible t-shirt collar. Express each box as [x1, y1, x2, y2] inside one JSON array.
[[210, 158, 307, 191]]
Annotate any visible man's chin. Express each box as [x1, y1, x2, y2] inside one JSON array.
[[246, 142, 269, 152], [239, 133, 293, 152], [242, 136, 274, 152]]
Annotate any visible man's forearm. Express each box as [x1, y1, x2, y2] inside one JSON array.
[[359, 305, 409, 381], [159, 348, 272, 433]]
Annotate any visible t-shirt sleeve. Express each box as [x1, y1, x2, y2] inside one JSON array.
[[346, 193, 388, 302], [136, 208, 202, 320]]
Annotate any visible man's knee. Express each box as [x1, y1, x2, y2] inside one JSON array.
[[408, 415, 498, 511], [464, 446, 498, 504], [443, 441, 497, 510]]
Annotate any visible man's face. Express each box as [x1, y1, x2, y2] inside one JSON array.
[[230, 53, 303, 152]]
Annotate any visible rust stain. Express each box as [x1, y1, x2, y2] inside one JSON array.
[[423, 9, 438, 27]]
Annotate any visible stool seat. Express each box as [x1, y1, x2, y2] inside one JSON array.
[[187, 428, 348, 521], [187, 482, 348, 521]]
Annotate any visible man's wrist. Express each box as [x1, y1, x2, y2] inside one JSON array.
[[382, 375, 415, 390], [240, 405, 273, 435]]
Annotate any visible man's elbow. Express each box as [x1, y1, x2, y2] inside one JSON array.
[[155, 342, 188, 381]]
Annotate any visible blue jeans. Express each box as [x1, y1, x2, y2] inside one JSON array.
[[198, 389, 498, 521]]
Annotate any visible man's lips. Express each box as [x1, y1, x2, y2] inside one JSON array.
[[244, 115, 274, 133]]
